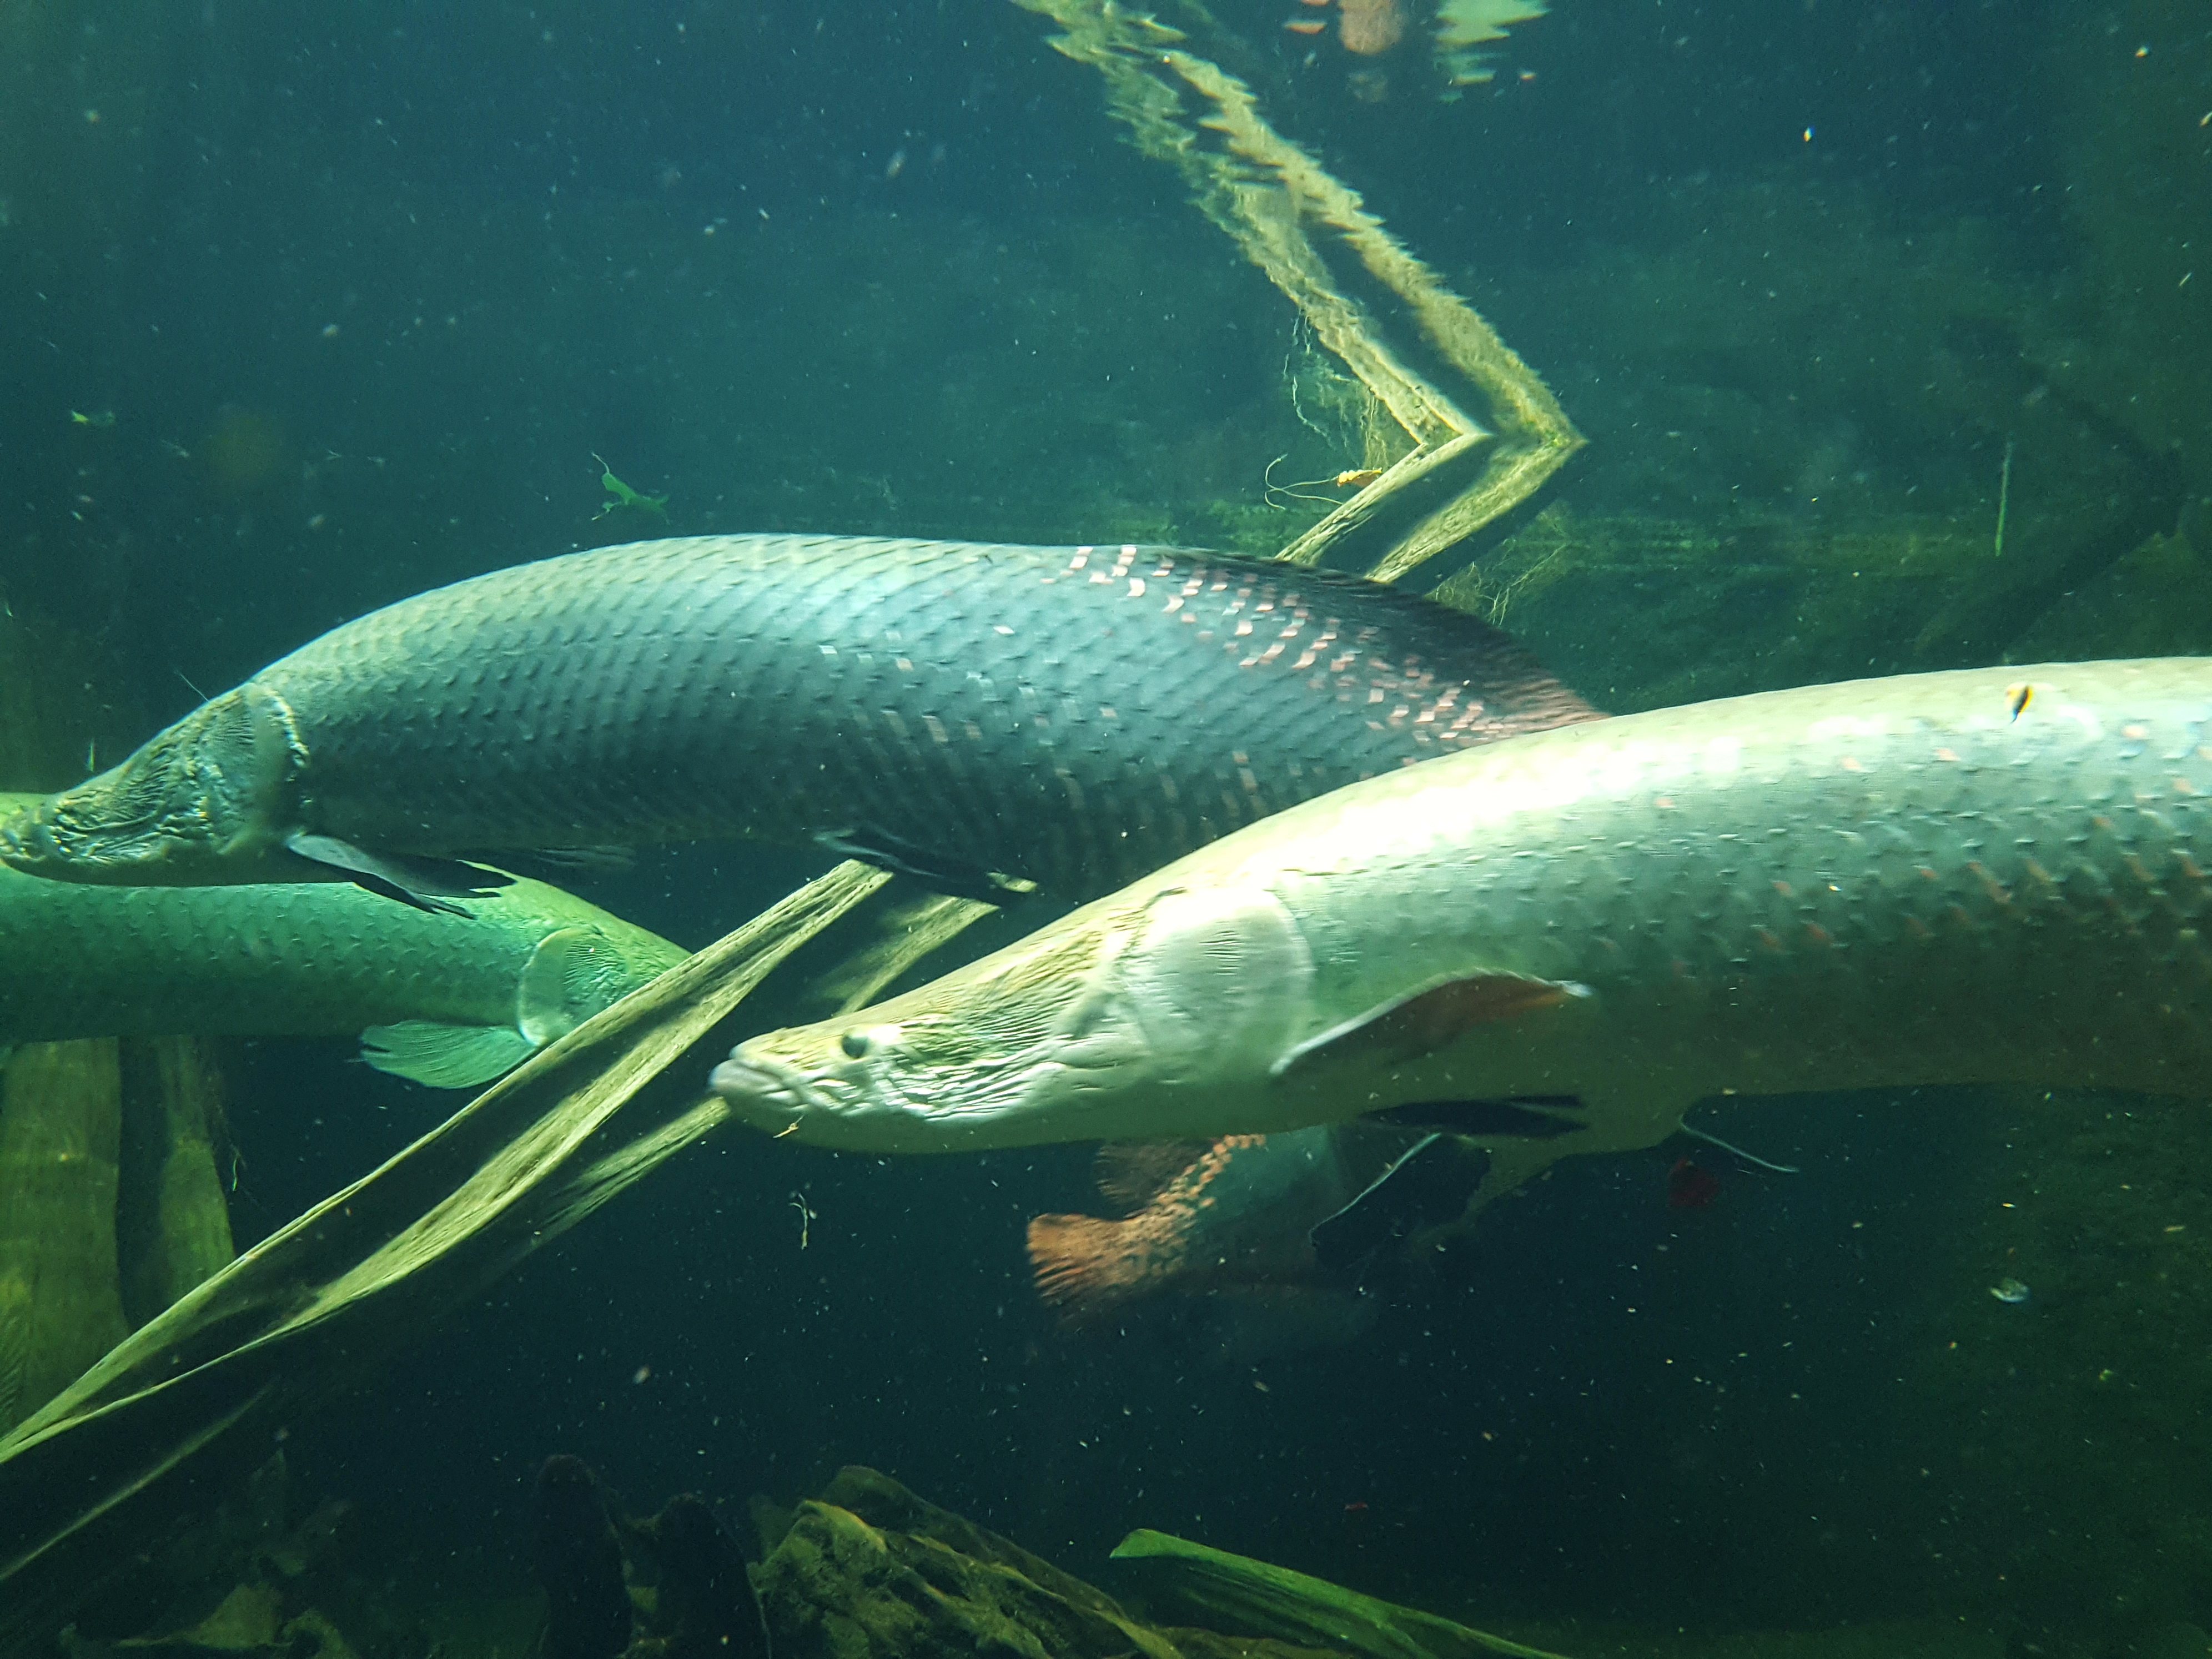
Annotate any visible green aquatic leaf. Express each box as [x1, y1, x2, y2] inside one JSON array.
[[1110, 1528, 1581, 1659], [591, 451, 668, 519]]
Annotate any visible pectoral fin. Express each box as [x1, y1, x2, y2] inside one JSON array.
[[812, 825, 1033, 903], [1272, 972, 1589, 1079], [359, 1020, 537, 1088], [284, 832, 510, 915]]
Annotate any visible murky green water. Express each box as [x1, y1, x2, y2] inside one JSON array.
[[2, 3, 2208, 1654]]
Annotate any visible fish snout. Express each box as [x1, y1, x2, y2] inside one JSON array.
[[0, 800, 68, 875], [710, 1049, 822, 1134]]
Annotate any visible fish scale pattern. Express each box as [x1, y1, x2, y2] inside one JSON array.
[[712, 661, 2212, 1158], [254, 534, 1597, 897], [1270, 657, 2212, 1101], [0, 851, 686, 1045]]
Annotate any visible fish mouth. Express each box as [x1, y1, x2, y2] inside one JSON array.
[[0, 800, 66, 874], [0, 793, 149, 881], [708, 1050, 826, 1133]]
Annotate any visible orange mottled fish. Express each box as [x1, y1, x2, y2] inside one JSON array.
[[1027, 1124, 1455, 1324]]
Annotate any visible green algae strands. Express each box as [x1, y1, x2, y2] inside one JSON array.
[[711, 660, 2212, 1179], [0, 535, 1596, 906]]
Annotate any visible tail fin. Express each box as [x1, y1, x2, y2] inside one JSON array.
[[1026, 1212, 1187, 1320]]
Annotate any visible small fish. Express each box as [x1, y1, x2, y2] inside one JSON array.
[[1027, 1125, 1452, 1322], [2007, 681, 2034, 721], [68, 409, 115, 429], [1990, 1277, 2031, 1304], [1284, 18, 1326, 32]]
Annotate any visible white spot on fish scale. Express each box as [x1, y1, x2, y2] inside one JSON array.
[[1808, 714, 1894, 741], [1128, 578, 1145, 597], [1069, 547, 1092, 570], [2058, 701, 2104, 737]]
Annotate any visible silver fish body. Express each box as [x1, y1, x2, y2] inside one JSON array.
[[0, 794, 688, 1085], [708, 660, 2212, 1193], [0, 535, 1594, 902]]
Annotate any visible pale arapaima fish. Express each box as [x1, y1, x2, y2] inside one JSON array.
[[711, 661, 2212, 1205]]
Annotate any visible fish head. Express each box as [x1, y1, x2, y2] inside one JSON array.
[[0, 684, 310, 886], [711, 883, 1317, 1152]]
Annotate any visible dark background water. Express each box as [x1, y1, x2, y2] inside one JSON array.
[[4, 0, 2210, 1646]]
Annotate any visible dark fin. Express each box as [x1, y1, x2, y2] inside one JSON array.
[[1677, 1120, 1802, 1175], [283, 831, 511, 915], [1366, 1094, 1587, 1138], [640, 1494, 772, 1659], [1309, 1134, 1490, 1271], [532, 1455, 632, 1659], [1093, 1139, 1214, 1214], [482, 845, 639, 877], [812, 825, 1032, 904], [1274, 973, 1589, 1078]]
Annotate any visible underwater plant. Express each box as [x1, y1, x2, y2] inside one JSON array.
[[591, 453, 668, 520]]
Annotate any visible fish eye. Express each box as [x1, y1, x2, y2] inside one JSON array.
[[839, 1030, 871, 1059]]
